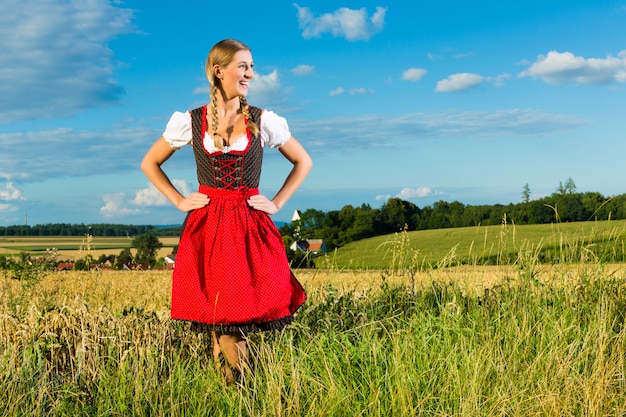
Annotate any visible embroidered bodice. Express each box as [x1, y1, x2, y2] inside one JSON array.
[[190, 105, 262, 189]]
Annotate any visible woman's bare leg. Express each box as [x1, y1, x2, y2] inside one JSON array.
[[211, 331, 234, 385], [212, 331, 248, 385]]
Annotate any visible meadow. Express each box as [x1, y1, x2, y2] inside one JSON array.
[[0, 235, 180, 260], [1, 222, 626, 416]]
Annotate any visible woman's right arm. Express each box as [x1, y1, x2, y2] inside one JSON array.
[[140, 137, 209, 212]]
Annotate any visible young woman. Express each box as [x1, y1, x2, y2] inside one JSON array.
[[141, 39, 312, 385]]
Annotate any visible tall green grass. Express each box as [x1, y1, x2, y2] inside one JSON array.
[[328, 219, 626, 270], [2, 221, 626, 416], [1, 265, 625, 416]]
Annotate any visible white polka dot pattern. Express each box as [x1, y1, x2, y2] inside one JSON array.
[[170, 186, 306, 330]]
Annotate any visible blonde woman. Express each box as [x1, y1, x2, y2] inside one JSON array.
[[141, 39, 312, 385]]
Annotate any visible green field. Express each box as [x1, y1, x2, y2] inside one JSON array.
[[0, 236, 180, 259], [1, 265, 625, 415], [325, 219, 626, 269], [3, 219, 626, 270], [2, 219, 626, 415]]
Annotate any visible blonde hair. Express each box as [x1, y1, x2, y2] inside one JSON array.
[[205, 39, 259, 149]]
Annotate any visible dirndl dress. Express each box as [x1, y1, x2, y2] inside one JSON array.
[[169, 105, 306, 333]]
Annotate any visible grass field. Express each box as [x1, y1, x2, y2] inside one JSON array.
[[1, 265, 625, 416], [328, 218, 626, 269], [0, 236, 180, 259], [3, 218, 626, 270], [1, 221, 626, 415]]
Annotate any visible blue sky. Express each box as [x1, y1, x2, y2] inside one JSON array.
[[1, 1, 626, 227]]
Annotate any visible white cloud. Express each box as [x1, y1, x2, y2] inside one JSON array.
[[519, 50, 626, 85], [492, 73, 512, 88], [249, 69, 281, 97], [402, 68, 428, 82], [376, 187, 443, 202], [0, 0, 136, 123], [295, 4, 387, 41], [133, 185, 169, 207], [292, 109, 586, 153], [329, 87, 346, 96], [0, 202, 19, 225], [453, 52, 475, 59], [133, 180, 192, 207], [397, 187, 441, 199], [100, 193, 141, 218], [327, 86, 371, 96], [0, 182, 24, 201], [349, 87, 374, 95], [0, 108, 586, 191], [427, 52, 441, 61], [436, 73, 485, 92], [291, 64, 315, 76], [0, 125, 159, 182], [101, 179, 193, 219]]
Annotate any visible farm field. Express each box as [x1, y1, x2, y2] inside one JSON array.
[[3, 218, 626, 270], [2, 263, 626, 416], [0, 235, 180, 259], [330, 218, 626, 269], [1, 222, 626, 415]]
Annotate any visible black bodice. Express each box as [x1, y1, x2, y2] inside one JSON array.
[[190, 105, 264, 189]]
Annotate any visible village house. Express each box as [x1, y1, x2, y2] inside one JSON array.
[[290, 239, 327, 254], [164, 254, 176, 270]]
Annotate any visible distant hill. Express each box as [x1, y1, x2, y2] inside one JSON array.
[[324, 219, 626, 270]]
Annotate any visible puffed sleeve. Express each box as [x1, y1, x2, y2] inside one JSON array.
[[162, 111, 192, 149], [261, 110, 292, 148]]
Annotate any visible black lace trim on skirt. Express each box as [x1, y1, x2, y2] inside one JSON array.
[[186, 314, 295, 334]]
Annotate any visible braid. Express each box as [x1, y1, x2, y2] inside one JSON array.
[[205, 40, 258, 147], [239, 96, 259, 138], [210, 84, 222, 149]]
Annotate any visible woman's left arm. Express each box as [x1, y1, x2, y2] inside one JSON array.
[[247, 136, 312, 214]]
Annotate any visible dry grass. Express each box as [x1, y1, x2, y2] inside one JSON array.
[[1, 265, 625, 416], [297, 263, 626, 297], [6, 262, 625, 309]]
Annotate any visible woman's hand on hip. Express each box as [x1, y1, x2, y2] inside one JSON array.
[[247, 194, 279, 215], [176, 192, 210, 212]]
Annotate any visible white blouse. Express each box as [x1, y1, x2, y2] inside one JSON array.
[[162, 108, 291, 153]]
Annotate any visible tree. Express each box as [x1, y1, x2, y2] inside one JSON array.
[[132, 233, 162, 266], [522, 183, 531, 203], [345, 207, 382, 242], [564, 177, 577, 194], [551, 193, 583, 222], [580, 192, 606, 220], [381, 198, 420, 232], [556, 177, 576, 195], [461, 205, 492, 227]]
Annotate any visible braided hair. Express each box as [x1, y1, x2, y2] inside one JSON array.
[[205, 39, 259, 149]]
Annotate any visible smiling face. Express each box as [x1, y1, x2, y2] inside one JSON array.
[[206, 39, 254, 101], [215, 49, 254, 99]]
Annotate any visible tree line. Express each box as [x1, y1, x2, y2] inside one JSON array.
[[3, 180, 625, 255], [0, 223, 179, 237], [1, 233, 164, 276], [281, 186, 626, 252]]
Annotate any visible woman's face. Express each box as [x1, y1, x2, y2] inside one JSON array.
[[217, 49, 254, 99]]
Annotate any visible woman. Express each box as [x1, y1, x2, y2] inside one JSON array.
[[141, 39, 312, 385]]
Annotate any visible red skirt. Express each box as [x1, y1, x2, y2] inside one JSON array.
[[170, 186, 306, 332]]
